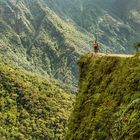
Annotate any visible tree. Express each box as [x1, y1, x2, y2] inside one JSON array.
[[133, 41, 140, 52]]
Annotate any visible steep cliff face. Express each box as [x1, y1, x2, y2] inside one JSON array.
[[66, 54, 140, 140]]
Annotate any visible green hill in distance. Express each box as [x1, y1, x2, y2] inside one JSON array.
[[66, 53, 140, 140]]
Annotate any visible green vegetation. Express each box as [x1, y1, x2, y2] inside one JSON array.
[[66, 54, 140, 140], [0, 0, 92, 91], [0, 62, 74, 140], [133, 41, 140, 52], [1, 1, 140, 139]]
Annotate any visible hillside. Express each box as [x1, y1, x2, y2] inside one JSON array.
[[0, 0, 92, 90], [66, 54, 140, 140], [1, 0, 140, 90], [46, 0, 140, 53], [0, 61, 74, 140], [0, 1, 140, 139]]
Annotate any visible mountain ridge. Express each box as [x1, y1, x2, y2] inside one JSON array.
[[1, 0, 140, 90], [0, 0, 92, 91], [45, 0, 140, 53]]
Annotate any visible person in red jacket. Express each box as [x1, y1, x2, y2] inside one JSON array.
[[93, 39, 99, 53]]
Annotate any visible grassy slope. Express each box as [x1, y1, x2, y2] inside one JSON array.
[[66, 54, 140, 140], [0, 62, 75, 140]]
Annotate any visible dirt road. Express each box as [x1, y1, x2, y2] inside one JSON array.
[[89, 53, 134, 58]]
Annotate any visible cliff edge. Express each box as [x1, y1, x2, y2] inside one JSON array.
[[66, 53, 140, 140]]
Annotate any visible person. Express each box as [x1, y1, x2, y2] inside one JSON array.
[[93, 39, 99, 53]]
